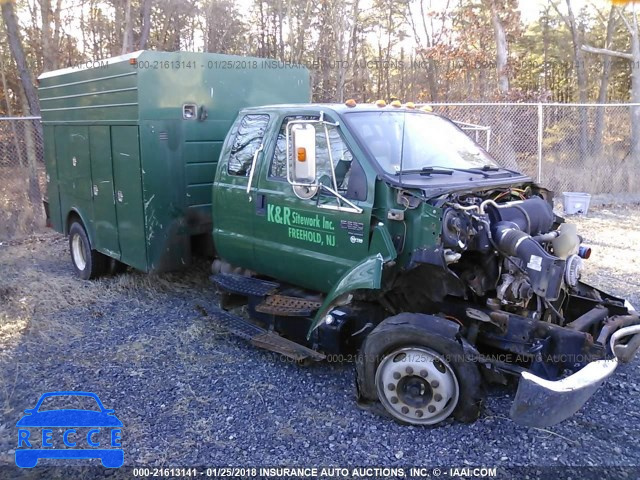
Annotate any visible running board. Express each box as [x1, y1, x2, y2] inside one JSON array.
[[255, 295, 322, 317], [211, 273, 279, 297], [208, 307, 325, 362]]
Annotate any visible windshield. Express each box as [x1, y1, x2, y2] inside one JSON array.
[[344, 111, 499, 174]]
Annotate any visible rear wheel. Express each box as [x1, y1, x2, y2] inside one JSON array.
[[69, 220, 107, 280]]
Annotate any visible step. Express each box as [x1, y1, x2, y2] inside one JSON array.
[[207, 307, 325, 362], [211, 273, 280, 297], [255, 295, 322, 317]]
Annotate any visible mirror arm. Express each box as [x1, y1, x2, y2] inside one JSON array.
[[319, 184, 363, 213], [246, 144, 264, 198]]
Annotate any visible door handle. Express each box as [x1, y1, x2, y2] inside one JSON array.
[[256, 193, 267, 216]]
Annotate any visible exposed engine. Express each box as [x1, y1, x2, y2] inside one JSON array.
[[437, 189, 593, 322]]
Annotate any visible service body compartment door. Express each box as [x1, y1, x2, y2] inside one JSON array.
[[111, 126, 147, 271], [253, 116, 373, 293], [43, 126, 62, 232], [55, 125, 93, 229], [89, 126, 120, 258]]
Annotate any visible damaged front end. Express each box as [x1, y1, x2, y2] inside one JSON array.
[[390, 187, 640, 427]]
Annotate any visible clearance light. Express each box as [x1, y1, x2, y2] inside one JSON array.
[[345, 98, 357, 107], [390, 100, 402, 108], [375, 99, 386, 107], [405, 102, 416, 109], [297, 147, 307, 162], [420, 105, 433, 112]]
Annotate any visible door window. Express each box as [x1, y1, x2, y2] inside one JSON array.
[[228, 114, 270, 176]]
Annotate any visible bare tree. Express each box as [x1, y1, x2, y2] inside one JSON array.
[[1, 0, 40, 116], [139, 0, 152, 49], [121, 0, 134, 54], [582, 4, 640, 160]]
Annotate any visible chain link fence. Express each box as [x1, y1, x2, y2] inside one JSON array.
[[0, 117, 44, 241], [432, 103, 639, 197], [0, 104, 638, 240]]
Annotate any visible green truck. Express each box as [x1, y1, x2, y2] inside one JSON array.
[[40, 51, 640, 428]]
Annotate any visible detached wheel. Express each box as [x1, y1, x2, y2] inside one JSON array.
[[69, 220, 107, 280], [376, 346, 459, 425], [356, 313, 483, 426]]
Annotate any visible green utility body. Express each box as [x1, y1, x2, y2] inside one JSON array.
[[40, 51, 310, 272], [41, 52, 640, 429]]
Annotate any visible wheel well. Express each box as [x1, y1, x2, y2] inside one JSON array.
[[66, 211, 82, 235]]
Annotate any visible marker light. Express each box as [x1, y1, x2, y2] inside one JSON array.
[[420, 105, 433, 112], [297, 147, 307, 162], [345, 99, 357, 107], [405, 102, 416, 109], [390, 100, 402, 108], [375, 99, 386, 107]]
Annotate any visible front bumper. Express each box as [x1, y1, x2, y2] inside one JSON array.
[[510, 324, 640, 427]]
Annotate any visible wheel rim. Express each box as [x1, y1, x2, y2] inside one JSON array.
[[71, 233, 87, 271], [375, 346, 459, 425]]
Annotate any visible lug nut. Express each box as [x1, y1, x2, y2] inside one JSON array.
[[390, 396, 399, 404], [406, 366, 414, 374], [431, 380, 439, 388], [428, 405, 436, 413], [387, 383, 396, 391], [416, 410, 424, 418], [401, 406, 409, 414], [434, 393, 443, 402], [393, 372, 401, 380], [420, 369, 428, 377]]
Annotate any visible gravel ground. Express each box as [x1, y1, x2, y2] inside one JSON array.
[[1, 205, 639, 479]]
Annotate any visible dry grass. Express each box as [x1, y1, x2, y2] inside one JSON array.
[[0, 166, 45, 240]]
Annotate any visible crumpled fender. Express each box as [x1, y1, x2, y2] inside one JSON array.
[[307, 224, 397, 339]]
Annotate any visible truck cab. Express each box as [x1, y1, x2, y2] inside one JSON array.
[[210, 101, 640, 428]]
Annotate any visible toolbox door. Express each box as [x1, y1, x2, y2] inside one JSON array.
[[89, 126, 120, 258], [111, 126, 147, 271]]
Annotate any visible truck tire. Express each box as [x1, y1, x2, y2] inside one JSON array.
[[356, 313, 483, 426], [69, 221, 107, 280]]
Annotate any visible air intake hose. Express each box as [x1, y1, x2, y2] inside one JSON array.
[[493, 222, 566, 301]]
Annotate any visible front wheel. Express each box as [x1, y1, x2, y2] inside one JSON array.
[[356, 313, 483, 426], [375, 346, 460, 425]]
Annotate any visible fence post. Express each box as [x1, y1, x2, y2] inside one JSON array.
[[537, 103, 543, 183]]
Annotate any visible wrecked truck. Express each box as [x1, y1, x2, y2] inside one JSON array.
[[40, 51, 640, 428]]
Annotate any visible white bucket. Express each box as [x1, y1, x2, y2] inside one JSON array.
[[562, 192, 591, 215]]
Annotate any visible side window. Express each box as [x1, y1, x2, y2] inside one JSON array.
[[228, 114, 270, 176], [269, 117, 362, 199]]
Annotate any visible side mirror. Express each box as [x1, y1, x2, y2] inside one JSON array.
[[291, 124, 316, 183]]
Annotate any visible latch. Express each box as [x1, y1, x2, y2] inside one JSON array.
[[72, 156, 77, 167], [93, 185, 99, 196], [117, 191, 124, 202]]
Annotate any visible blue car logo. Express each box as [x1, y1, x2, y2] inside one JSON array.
[[15, 391, 123, 468]]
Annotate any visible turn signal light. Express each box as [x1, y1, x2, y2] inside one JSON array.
[[297, 147, 306, 162]]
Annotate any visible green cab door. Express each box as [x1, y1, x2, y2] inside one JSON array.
[[111, 126, 147, 271], [212, 114, 271, 271], [253, 115, 373, 293]]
